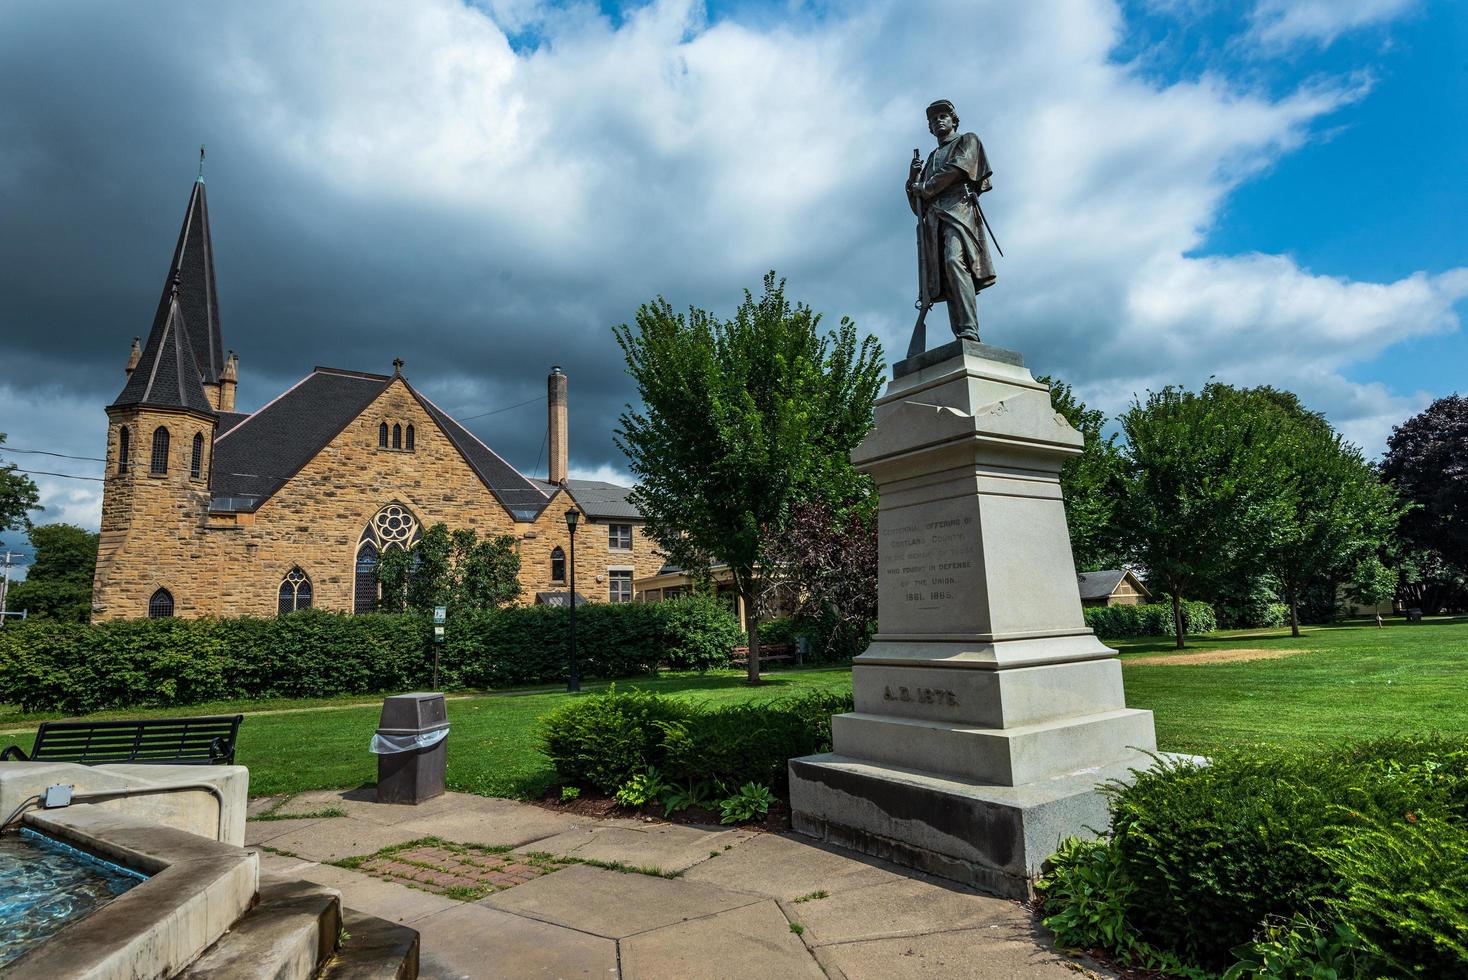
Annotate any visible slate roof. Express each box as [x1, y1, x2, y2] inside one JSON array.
[[153, 178, 225, 385], [1077, 569, 1130, 601], [215, 411, 251, 436], [531, 478, 643, 521], [110, 289, 215, 415], [210, 368, 390, 509], [209, 367, 555, 519]]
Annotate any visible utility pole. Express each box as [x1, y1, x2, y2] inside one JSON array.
[[0, 551, 20, 627]]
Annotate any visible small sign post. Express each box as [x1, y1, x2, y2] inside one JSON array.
[[432, 607, 447, 688]]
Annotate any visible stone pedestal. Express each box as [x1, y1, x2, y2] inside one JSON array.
[[789, 339, 1158, 898]]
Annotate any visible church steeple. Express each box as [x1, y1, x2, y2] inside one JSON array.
[[148, 161, 225, 391], [111, 274, 215, 416]]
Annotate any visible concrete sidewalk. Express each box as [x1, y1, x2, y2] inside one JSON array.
[[246, 789, 1112, 979]]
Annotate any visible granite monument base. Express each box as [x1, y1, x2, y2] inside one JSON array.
[[788, 751, 1156, 899], [788, 339, 1161, 898]]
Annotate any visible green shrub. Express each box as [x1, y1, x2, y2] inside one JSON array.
[[1038, 837, 1198, 976], [0, 598, 742, 713], [538, 688, 692, 793], [1319, 814, 1468, 976], [1223, 918, 1366, 980], [1094, 739, 1468, 972], [539, 688, 852, 795], [1083, 599, 1216, 639], [659, 594, 742, 670], [718, 782, 775, 824]]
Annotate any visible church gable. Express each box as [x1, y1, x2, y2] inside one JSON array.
[[246, 373, 546, 531]]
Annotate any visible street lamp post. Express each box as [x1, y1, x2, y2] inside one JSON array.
[[565, 507, 580, 693]]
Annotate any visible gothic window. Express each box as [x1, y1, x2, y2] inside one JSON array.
[[354, 543, 379, 614], [278, 567, 313, 614], [379, 422, 388, 448], [190, 432, 204, 479], [118, 426, 130, 474], [550, 546, 566, 583], [392, 424, 402, 449], [150, 426, 170, 475], [148, 588, 174, 618], [353, 504, 422, 613], [405, 425, 415, 451]]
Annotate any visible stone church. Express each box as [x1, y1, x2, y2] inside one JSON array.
[[92, 174, 663, 621]]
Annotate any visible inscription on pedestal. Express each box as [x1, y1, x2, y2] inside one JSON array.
[[879, 498, 981, 630], [883, 685, 959, 707]]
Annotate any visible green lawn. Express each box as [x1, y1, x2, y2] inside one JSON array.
[[1116, 615, 1468, 755], [1, 618, 1463, 800]]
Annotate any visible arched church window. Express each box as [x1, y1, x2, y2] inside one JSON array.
[[550, 546, 566, 583], [353, 503, 422, 613], [278, 567, 313, 614], [118, 426, 130, 475], [405, 425, 415, 451], [392, 424, 402, 449], [379, 422, 389, 448], [354, 543, 379, 614], [191, 432, 204, 479], [150, 426, 170, 475], [148, 588, 174, 618]]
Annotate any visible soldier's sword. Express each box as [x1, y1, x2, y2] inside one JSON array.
[[974, 191, 1004, 258]]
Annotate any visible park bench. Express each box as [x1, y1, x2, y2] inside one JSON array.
[[732, 643, 797, 671], [0, 715, 244, 766]]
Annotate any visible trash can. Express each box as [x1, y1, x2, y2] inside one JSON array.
[[371, 692, 449, 804]]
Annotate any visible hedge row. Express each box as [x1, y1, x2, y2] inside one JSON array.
[[1082, 598, 1216, 639], [0, 594, 742, 713], [1038, 738, 1468, 976], [539, 687, 854, 795]]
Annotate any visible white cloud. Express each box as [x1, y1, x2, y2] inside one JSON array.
[[1249, 0, 1416, 48], [569, 463, 636, 487], [0, 0, 1461, 540]]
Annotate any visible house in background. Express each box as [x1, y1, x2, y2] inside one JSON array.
[[635, 562, 797, 632], [1077, 569, 1150, 608]]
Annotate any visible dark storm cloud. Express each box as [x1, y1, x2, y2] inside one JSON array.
[[1, 0, 1461, 532]]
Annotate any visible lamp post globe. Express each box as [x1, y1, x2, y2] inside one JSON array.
[[565, 508, 580, 693]]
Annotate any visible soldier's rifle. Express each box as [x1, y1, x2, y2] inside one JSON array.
[[907, 148, 933, 359]]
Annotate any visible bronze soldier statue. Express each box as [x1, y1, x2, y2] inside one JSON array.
[[907, 99, 998, 349]]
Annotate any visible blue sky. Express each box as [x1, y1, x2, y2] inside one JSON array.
[[0, 0, 1464, 578]]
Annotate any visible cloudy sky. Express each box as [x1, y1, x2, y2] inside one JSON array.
[[1, 0, 1464, 566]]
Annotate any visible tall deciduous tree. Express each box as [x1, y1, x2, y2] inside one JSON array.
[[1040, 376, 1126, 571], [1114, 384, 1293, 648], [4, 523, 96, 622], [1382, 395, 1468, 612], [615, 272, 884, 682], [1261, 392, 1405, 636], [0, 433, 42, 548]]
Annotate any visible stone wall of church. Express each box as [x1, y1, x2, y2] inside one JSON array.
[[93, 407, 218, 621], [92, 378, 663, 621]]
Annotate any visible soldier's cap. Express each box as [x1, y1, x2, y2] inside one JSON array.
[[925, 99, 957, 118]]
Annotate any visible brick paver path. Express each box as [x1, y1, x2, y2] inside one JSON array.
[[248, 789, 1115, 979]]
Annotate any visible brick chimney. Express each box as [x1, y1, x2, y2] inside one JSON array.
[[548, 365, 568, 486]]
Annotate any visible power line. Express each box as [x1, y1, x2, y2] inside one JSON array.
[[9, 468, 105, 483], [0, 447, 107, 462], [454, 395, 544, 423]]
